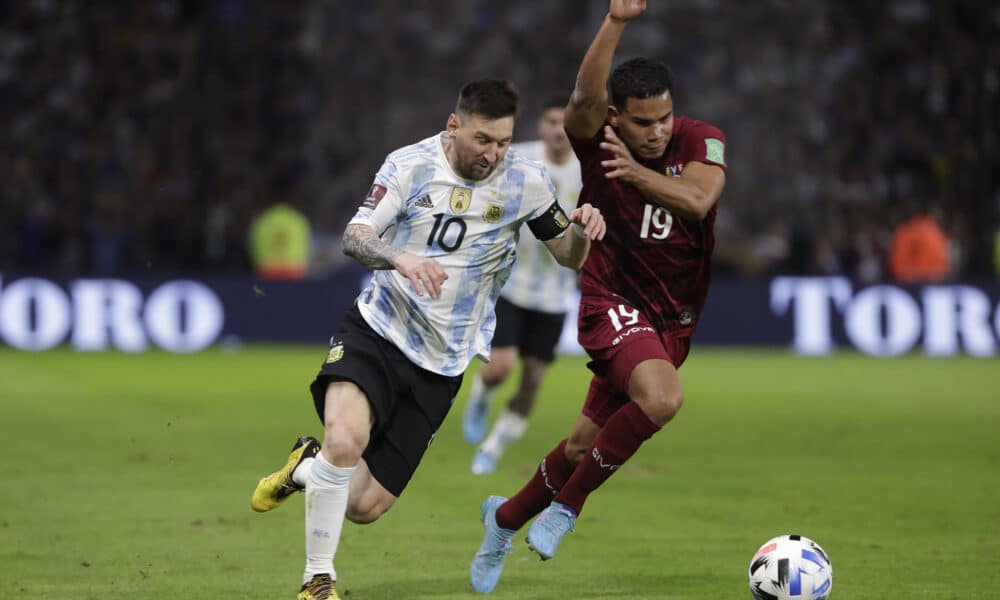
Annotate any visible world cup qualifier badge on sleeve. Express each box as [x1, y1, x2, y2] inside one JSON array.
[[364, 184, 388, 209], [705, 138, 726, 166]]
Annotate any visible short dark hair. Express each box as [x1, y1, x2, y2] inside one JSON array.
[[608, 58, 674, 109], [541, 93, 569, 112], [455, 79, 520, 119]]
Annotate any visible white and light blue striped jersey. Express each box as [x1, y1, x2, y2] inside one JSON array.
[[349, 132, 567, 376], [500, 141, 582, 314]]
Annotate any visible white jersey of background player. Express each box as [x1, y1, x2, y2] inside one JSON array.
[[501, 138, 582, 313], [462, 96, 585, 476], [250, 80, 606, 600]]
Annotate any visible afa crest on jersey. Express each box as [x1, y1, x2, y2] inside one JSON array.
[[482, 204, 504, 224], [449, 186, 473, 214], [325, 342, 344, 364]]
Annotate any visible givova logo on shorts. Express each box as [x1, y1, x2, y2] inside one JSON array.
[[611, 325, 655, 346]]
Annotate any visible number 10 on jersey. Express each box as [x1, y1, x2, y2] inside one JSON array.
[[427, 213, 467, 252], [640, 204, 673, 240]]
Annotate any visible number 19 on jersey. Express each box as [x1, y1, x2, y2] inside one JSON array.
[[640, 204, 673, 240]]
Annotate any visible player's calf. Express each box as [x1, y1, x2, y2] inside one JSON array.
[[344, 463, 397, 524], [345, 492, 394, 524], [564, 416, 601, 466]]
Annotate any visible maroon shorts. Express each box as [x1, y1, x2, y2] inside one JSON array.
[[577, 296, 691, 426]]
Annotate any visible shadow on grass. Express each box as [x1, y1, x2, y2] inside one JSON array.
[[342, 572, 703, 599]]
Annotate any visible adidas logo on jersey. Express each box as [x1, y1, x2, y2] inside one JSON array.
[[413, 194, 434, 208]]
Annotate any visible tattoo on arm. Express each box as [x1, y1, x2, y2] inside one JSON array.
[[343, 224, 402, 270]]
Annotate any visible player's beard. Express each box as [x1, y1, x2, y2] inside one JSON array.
[[447, 135, 499, 180], [459, 154, 496, 181]]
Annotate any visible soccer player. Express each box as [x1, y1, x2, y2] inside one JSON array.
[[462, 94, 584, 475], [469, 0, 727, 593], [250, 79, 606, 600]]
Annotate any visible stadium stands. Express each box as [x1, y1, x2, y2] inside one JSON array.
[[1, 0, 996, 278]]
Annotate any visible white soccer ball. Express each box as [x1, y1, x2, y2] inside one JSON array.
[[748, 534, 833, 600]]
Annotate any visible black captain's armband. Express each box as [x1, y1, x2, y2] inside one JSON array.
[[527, 200, 571, 241]]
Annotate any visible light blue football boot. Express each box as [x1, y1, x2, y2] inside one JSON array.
[[470, 449, 498, 475], [462, 393, 490, 445], [470, 496, 515, 593], [525, 501, 576, 560]]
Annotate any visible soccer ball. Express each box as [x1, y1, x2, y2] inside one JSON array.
[[748, 534, 832, 600]]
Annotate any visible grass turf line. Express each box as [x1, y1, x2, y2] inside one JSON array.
[[1, 347, 997, 598]]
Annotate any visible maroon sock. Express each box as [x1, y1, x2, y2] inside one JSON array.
[[495, 439, 575, 530], [554, 402, 660, 515]]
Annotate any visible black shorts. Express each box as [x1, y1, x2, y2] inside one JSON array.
[[491, 296, 566, 363], [309, 304, 463, 497]]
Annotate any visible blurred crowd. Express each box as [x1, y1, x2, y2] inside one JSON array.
[[1, 0, 998, 280]]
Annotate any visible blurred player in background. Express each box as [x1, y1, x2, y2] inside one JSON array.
[[249, 79, 605, 600], [462, 94, 584, 475], [470, 0, 728, 592]]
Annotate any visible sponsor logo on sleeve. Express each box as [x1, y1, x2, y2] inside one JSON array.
[[705, 138, 725, 165], [363, 184, 388, 209], [449, 186, 473, 214]]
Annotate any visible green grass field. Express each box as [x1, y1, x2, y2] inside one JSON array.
[[2, 346, 998, 599]]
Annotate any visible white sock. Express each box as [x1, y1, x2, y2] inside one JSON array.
[[292, 457, 314, 488], [480, 410, 529, 458], [303, 453, 355, 584], [468, 375, 500, 409]]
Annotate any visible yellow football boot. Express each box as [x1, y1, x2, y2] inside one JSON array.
[[298, 573, 340, 600], [251, 436, 320, 512]]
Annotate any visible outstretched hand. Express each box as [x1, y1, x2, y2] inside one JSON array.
[[395, 253, 448, 299], [569, 203, 607, 241], [600, 126, 645, 183], [609, 0, 647, 22]]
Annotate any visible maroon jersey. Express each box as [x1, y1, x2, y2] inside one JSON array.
[[570, 116, 727, 335]]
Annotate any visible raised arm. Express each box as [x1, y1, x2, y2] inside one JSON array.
[[564, 0, 647, 140]]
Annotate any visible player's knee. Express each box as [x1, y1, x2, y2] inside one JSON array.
[[321, 420, 368, 465], [635, 389, 684, 426], [484, 361, 515, 386]]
